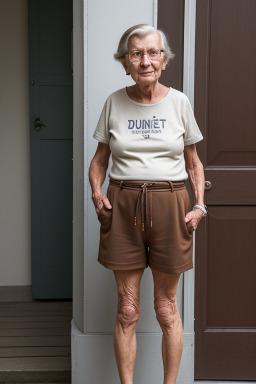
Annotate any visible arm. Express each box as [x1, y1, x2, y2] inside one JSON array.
[[183, 143, 205, 233], [89, 142, 112, 214]]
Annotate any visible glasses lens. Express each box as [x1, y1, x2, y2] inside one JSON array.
[[148, 48, 160, 60], [129, 48, 162, 62], [129, 51, 142, 62]]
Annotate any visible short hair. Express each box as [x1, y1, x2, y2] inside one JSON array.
[[114, 24, 175, 65]]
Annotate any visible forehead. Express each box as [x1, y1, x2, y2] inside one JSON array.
[[128, 32, 162, 50]]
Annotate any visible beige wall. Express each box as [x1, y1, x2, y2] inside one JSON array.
[[0, 0, 31, 286]]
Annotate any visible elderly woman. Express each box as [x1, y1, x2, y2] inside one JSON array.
[[89, 24, 206, 384]]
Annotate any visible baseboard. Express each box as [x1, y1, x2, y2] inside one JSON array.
[[0, 285, 34, 302], [71, 318, 194, 384]]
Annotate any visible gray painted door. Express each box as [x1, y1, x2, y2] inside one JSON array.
[[28, 0, 73, 299]]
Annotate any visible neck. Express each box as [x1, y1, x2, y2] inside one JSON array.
[[133, 82, 163, 102]]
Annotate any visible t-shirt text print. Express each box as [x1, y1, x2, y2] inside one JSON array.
[[93, 87, 204, 181], [128, 118, 166, 138]]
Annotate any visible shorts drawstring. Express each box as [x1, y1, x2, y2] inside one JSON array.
[[167, 180, 174, 192], [112, 178, 185, 232], [134, 183, 155, 231]]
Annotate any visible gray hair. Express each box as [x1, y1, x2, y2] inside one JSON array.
[[114, 24, 175, 65]]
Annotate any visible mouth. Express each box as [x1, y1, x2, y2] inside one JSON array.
[[139, 71, 153, 75]]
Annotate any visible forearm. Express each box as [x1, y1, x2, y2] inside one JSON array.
[[89, 158, 108, 197], [187, 162, 205, 207]]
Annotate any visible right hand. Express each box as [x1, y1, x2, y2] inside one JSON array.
[[92, 191, 112, 215]]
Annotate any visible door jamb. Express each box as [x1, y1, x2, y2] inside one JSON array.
[[183, 0, 197, 337]]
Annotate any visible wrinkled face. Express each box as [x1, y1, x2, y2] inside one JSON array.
[[122, 32, 167, 85]]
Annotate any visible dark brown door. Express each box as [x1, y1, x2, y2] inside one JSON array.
[[194, 0, 256, 379], [157, 0, 185, 91]]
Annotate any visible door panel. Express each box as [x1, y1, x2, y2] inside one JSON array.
[[29, 0, 73, 299], [206, 207, 256, 328], [157, 0, 185, 90], [195, 0, 256, 379]]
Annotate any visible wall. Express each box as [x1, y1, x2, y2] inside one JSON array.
[[0, 0, 31, 286]]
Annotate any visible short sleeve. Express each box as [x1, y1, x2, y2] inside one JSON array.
[[92, 98, 110, 144], [182, 95, 204, 146]]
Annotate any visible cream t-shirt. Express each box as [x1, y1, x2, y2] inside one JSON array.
[[93, 87, 203, 181]]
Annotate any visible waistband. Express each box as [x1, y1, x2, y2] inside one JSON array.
[[109, 177, 186, 231], [109, 178, 185, 191]]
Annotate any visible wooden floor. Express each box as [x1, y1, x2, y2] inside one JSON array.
[[1, 300, 252, 384], [0, 300, 72, 383]]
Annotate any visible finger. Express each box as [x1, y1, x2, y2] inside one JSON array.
[[95, 204, 103, 214], [102, 197, 112, 209], [96, 205, 102, 214], [187, 221, 195, 230]]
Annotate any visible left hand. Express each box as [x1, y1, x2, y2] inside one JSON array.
[[185, 208, 204, 234]]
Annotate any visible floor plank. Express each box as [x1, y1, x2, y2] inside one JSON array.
[[0, 327, 70, 336], [0, 300, 72, 383], [0, 316, 71, 323], [0, 321, 70, 329], [0, 335, 71, 347], [0, 357, 71, 370], [0, 346, 70, 358]]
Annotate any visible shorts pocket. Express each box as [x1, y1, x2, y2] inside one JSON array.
[[98, 206, 112, 235], [97, 207, 104, 221], [97, 205, 110, 221], [97, 185, 113, 230], [184, 217, 193, 237], [184, 189, 193, 237], [97, 185, 110, 221], [178, 189, 193, 239]]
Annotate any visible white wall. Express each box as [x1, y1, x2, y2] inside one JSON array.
[[0, 0, 31, 286]]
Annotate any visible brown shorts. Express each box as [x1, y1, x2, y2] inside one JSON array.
[[96, 177, 193, 274]]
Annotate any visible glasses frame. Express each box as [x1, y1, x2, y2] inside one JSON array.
[[126, 48, 165, 64]]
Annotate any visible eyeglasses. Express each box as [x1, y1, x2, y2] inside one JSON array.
[[126, 48, 164, 63]]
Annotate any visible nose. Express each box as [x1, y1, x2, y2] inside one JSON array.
[[140, 53, 151, 66]]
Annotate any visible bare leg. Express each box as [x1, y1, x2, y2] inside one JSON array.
[[151, 269, 183, 384], [113, 268, 145, 384]]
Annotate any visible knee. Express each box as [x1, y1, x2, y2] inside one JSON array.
[[154, 294, 179, 332], [117, 293, 140, 332]]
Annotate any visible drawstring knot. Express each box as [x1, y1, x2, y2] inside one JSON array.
[[167, 180, 174, 192]]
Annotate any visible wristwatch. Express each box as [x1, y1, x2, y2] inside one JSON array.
[[192, 204, 207, 217]]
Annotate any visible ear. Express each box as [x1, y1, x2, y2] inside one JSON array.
[[162, 58, 167, 71], [121, 57, 130, 75]]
